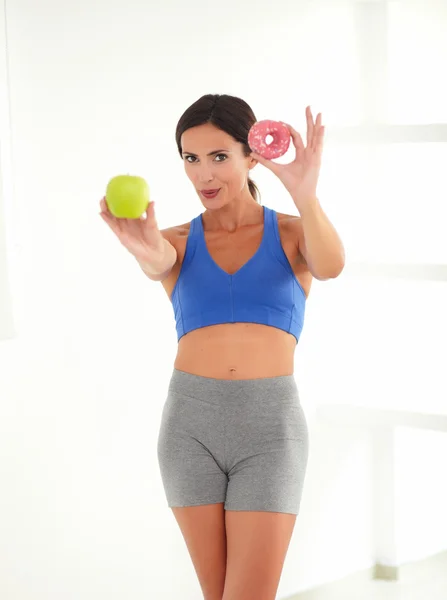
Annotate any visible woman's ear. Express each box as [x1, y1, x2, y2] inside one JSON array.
[[248, 155, 258, 170]]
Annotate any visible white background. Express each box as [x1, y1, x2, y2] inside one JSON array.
[[1, 0, 446, 598]]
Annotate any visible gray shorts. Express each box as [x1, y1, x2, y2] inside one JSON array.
[[157, 368, 309, 515]]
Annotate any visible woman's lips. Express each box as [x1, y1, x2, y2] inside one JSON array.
[[200, 188, 221, 199]]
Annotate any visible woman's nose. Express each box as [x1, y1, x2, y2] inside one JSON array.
[[197, 166, 214, 183]]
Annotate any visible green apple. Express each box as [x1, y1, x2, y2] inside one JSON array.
[[105, 174, 150, 218]]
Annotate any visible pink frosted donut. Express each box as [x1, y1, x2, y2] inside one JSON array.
[[248, 120, 291, 159]]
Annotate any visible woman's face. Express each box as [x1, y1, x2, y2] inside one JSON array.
[[180, 123, 256, 208]]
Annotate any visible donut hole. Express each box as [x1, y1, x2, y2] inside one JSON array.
[[265, 134, 274, 145]]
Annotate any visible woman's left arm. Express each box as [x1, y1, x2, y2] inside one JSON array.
[[294, 197, 345, 280], [251, 106, 345, 280]]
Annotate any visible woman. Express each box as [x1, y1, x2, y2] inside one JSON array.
[[100, 94, 344, 600]]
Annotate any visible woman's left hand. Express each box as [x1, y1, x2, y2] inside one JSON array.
[[250, 106, 325, 213]]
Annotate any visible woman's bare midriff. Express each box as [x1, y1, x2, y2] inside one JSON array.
[[174, 323, 297, 379], [159, 209, 312, 380]]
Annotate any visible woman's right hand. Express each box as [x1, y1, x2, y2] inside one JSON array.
[[99, 197, 168, 269]]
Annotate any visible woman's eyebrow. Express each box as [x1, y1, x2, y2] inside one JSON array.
[[182, 149, 231, 157]]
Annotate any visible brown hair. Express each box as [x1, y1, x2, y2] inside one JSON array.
[[175, 94, 261, 203]]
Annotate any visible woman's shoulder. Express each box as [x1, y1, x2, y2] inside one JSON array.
[[160, 221, 191, 240], [275, 209, 301, 224], [160, 221, 192, 260], [274, 210, 302, 240]]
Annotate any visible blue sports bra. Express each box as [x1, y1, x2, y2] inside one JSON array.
[[170, 205, 306, 344]]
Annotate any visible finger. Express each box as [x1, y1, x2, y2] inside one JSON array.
[[142, 200, 155, 219], [306, 106, 314, 148], [100, 211, 122, 237], [284, 123, 305, 154], [139, 204, 149, 220], [144, 201, 159, 230], [313, 114, 324, 153], [250, 152, 282, 176], [316, 125, 325, 155], [100, 196, 109, 214], [99, 196, 123, 233], [311, 124, 325, 158]]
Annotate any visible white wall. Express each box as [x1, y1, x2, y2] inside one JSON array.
[[0, 0, 446, 599], [0, 2, 15, 340], [0, 175, 14, 339]]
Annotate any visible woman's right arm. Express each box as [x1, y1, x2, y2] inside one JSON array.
[[137, 235, 177, 281], [99, 196, 178, 282]]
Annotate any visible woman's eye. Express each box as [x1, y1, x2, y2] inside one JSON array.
[[184, 154, 227, 163]]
